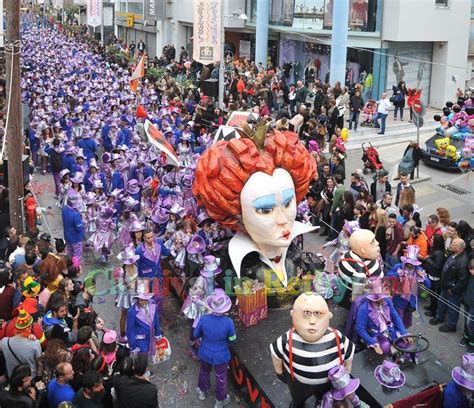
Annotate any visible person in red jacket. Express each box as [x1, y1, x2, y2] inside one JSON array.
[[425, 214, 444, 249], [0, 267, 19, 324], [24, 190, 38, 231], [0, 298, 47, 349]]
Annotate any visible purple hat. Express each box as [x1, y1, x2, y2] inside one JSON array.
[[181, 173, 194, 190], [327, 365, 360, 401], [452, 354, 474, 391], [365, 276, 389, 302], [126, 179, 140, 195], [84, 192, 96, 205], [117, 246, 140, 265], [66, 191, 82, 210], [401, 245, 422, 266], [374, 361, 406, 389], [70, 172, 84, 184], [200, 255, 222, 277], [162, 171, 178, 186], [151, 206, 169, 224], [75, 149, 85, 160], [343, 220, 360, 235], [134, 292, 154, 301], [92, 179, 104, 190], [186, 235, 206, 254], [111, 153, 121, 162], [88, 158, 99, 169], [102, 152, 111, 163], [196, 211, 212, 227], [59, 169, 70, 180], [129, 219, 146, 232], [206, 288, 231, 314], [99, 206, 116, 219], [169, 203, 185, 217], [117, 161, 130, 172], [109, 188, 123, 200], [122, 196, 139, 210]]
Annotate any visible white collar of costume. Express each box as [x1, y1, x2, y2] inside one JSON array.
[[229, 221, 316, 287]]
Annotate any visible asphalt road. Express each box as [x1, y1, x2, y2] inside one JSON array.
[[32, 125, 472, 408]]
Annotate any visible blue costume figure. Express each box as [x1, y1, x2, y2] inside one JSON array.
[[127, 292, 161, 355], [385, 245, 430, 328], [116, 119, 132, 147], [62, 192, 85, 266], [77, 131, 98, 162], [84, 159, 107, 193], [111, 161, 129, 191], [443, 354, 474, 408], [135, 233, 171, 281], [101, 122, 115, 152], [62, 147, 77, 175]]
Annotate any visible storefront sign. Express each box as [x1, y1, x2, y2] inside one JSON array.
[[86, 0, 103, 27], [145, 0, 165, 21], [239, 40, 251, 58], [192, 0, 222, 65]]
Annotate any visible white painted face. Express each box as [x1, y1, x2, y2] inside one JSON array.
[[240, 168, 297, 250]]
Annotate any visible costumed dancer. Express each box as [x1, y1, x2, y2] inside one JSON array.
[[89, 205, 116, 263], [114, 246, 140, 344], [62, 190, 85, 268], [57, 169, 71, 207], [323, 220, 359, 269], [193, 288, 236, 407], [181, 255, 220, 361], [270, 293, 355, 408], [354, 276, 409, 360], [385, 245, 430, 328], [126, 292, 162, 357], [320, 365, 367, 408], [170, 217, 197, 277], [443, 354, 474, 408]]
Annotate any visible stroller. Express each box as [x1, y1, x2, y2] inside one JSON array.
[[361, 142, 384, 174], [361, 99, 377, 127]]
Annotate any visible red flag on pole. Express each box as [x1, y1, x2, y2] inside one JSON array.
[[130, 55, 145, 92]]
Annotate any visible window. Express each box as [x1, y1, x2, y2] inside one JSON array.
[[435, 0, 449, 7]]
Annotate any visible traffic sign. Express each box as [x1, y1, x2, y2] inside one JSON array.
[[412, 98, 426, 118]]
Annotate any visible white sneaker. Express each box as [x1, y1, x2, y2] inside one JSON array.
[[214, 395, 231, 408], [196, 387, 206, 401]]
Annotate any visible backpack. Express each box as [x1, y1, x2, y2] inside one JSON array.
[[50, 151, 63, 172]]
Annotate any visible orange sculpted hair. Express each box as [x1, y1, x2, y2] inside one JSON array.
[[192, 129, 316, 229]]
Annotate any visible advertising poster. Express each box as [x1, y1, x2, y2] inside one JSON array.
[[86, 0, 103, 27], [323, 0, 368, 31]]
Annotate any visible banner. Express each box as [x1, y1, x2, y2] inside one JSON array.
[[192, 0, 222, 65], [87, 0, 103, 27], [145, 0, 165, 21]]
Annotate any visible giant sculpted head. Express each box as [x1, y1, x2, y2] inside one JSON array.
[[193, 128, 316, 273]]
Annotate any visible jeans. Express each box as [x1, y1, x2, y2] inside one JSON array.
[[349, 111, 360, 130], [198, 361, 228, 401], [463, 304, 474, 352], [375, 112, 388, 134], [436, 288, 461, 329], [394, 106, 404, 120]]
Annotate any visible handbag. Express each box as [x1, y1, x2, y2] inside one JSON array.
[[153, 336, 171, 364]]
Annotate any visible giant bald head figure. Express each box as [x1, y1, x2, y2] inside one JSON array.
[[291, 293, 333, 343], [349, 229, 380, 260]]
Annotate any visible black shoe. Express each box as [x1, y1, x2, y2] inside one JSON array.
[[439, 324, 457, 333], [459, 337, 469, 347], [429, 318, 443, 325], [319, 227, 326, 236], [325, 236, 332, 242], [423, 305, 431, 311], [377, 132, 384, 135], [424, 311, 435, 317]]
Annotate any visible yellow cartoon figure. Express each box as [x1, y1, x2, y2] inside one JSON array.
[[435, 137, 450, 156], [445, 145, 459, 161]]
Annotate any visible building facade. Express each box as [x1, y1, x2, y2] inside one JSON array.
[[104, 0, 470, 108]]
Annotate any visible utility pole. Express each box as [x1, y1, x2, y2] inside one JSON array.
[[5, 0, 24, 233]]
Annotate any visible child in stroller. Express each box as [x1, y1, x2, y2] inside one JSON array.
[[361, 99, 377, 127], [361, 142, 384, 174]]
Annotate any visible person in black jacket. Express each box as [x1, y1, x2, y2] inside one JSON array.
[[460, 257, 474, 352], [430, 239, 470, 332], [113, 354, 158, 408], [424, 234, 447, 316], [349, 89, 364, 131], [393, 81, 407, 121]]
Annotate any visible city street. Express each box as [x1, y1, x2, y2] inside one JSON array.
[[31, 122, 472, 407]]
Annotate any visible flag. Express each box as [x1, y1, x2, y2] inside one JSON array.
[[144, 120, 179, 167], [130, 55, 146, 92]]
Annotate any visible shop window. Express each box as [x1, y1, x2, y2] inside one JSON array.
[[435, 0, 449, 8]]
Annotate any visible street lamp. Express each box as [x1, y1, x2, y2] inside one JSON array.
[[218, 11, 248, 110]]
